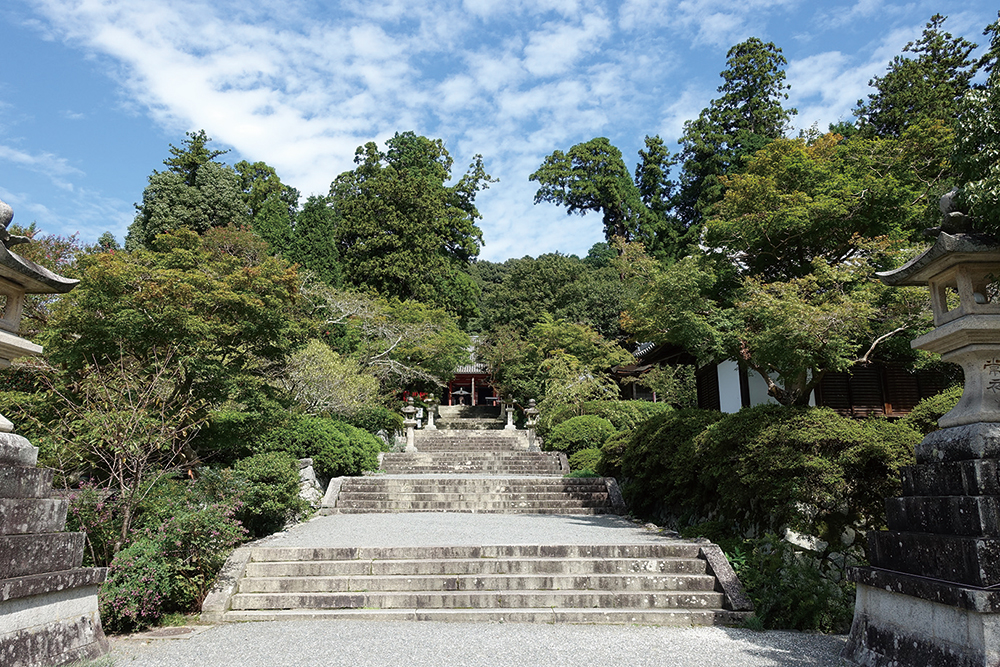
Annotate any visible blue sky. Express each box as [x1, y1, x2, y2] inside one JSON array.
[[1, 1, 997, 262]]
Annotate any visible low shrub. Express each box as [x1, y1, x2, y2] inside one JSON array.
[[99, 539, 174, 633], [736, 534, 855, 633], [568, 448, 602, 473], [233, 452, 310, 538], [544, 415, 617, 457], [539, 400, 672, 436], [900, 384, 963, 435], [695, 406, 919, 541], [597, 431, 630, 478], [344, 406, 404, 443]]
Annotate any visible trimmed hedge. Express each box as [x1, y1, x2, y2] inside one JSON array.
[[540, 400, 672, 436], [620, 405, 920, 545], [544, 415, 617, 456], [568, 448, 602, 473], [619, 408, 723, 519], [343, 405, 404, 442], [233, 452, 310, 538]]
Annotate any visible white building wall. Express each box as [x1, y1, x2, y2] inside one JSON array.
[[716, 362, 815, 413]]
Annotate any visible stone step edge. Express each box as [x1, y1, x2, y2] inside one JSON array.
[[202, 545, 751, 621], [227, 588, 728, 610], [218, 607, 752, 626], [324, 475, 621, 512], [237, 572, 719, 593]]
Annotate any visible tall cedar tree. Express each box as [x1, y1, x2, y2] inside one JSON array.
[[676, 38, 796, 230]]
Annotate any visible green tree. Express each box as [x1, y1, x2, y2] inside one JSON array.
[[530, 137, 647, 243], [331, 132, 494, 323], [854, 14, 978, 138], [676, 37, 796, 228], [45, 226, 304, 406], [291, 195, 342, 287], [234, 160, 299, 254]]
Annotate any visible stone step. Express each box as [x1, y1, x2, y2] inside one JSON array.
[[238, 572, 717, 593], [221, 607, 748, 625], [229, 589, 726, 610], [378, 467, 562, 473], [340, 492, 606, 502], [245, 556, 707, 577], [334, 500, 611, 511], [340, 479, 602, 489]]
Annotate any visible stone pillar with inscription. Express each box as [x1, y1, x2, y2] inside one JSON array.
[[844, 231, 1000, 667], [0, 199, 109, 667]]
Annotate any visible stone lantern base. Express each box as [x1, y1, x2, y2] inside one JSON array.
[[844, 426, 1000, 667], [0, 433, 108, 667]]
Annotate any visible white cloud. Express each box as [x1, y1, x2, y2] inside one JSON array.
[[0, 144, 83, 191]]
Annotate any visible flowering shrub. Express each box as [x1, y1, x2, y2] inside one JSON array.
[[99, 539, 172, 633]]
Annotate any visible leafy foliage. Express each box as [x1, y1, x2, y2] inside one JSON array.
[[544, 415, 617, 457], [266, 414, 381, 478], [899, 384, 963, 435], [568, 447, 602, 473], [331, 132, 494, 323], [233, 451, 311, 538]]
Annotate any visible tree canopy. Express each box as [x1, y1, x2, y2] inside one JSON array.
[[330, 132, 495, 324]]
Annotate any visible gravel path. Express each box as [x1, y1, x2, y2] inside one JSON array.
[[255, 511, 681, 548], [110, 620, 851, 667]]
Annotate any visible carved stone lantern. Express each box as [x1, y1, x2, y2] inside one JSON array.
[[0, 199, 110, 666], [844, 231, 1000, 667], [524, 399, 540, 452], [401, 397, 418, 452]]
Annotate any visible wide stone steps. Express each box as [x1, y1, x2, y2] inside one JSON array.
[[219, 544, 748, 625], [222, 607, 744, 625], [329, 477, 613, 514], [380, 451, 563, 475], [411, 440, 525, 451]]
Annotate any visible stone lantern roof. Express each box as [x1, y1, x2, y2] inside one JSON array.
[[877, 231, 1000, 287], [0, 241, 79, 294]]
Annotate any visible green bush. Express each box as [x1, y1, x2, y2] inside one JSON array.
[[695, 406, 918, 540], [344, 405, 404, 443], [900, 384, 963, 435], [99, 539, 174, 633], [233, 452, 310, 538], [267, 415, 380, 478], [619, 408, 723, 519], [544, 415, 617, 456], [539, 400, 672, 436], [736, 534, 855, 633], [597, 431, 630, 478], [568, 448, 602, 473]]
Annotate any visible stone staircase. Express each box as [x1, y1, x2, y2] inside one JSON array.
[[324, 477, 616, 514], [211, 543, 751, 625], [204, 416, 753, 626], [435, 405, 502, 430]]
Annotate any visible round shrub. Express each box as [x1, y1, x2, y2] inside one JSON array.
[[568, 448, 602, 473], [900, 384, 963, 435], [544, 415, 617, 456], [234, 451, 310, 538], [267, 415, 380, 478], [344, 406, 404, 443], [597, 430, 631, 478], [99, 539, 173, 633]]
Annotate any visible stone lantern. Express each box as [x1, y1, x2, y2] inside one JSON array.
[[844, 231, 1000, 667], [0, 200, 110, 666]]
